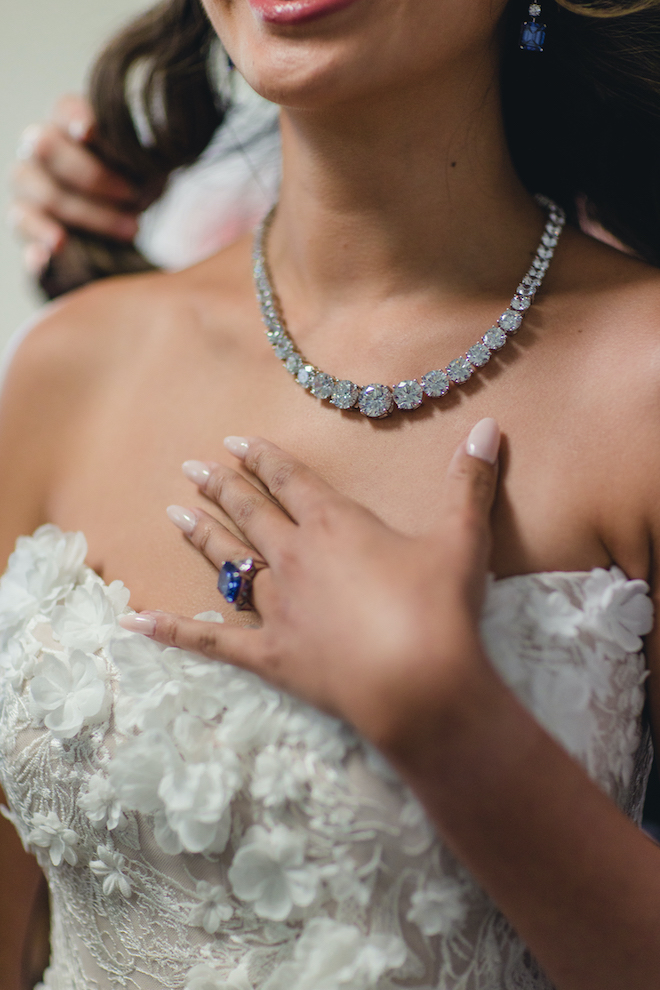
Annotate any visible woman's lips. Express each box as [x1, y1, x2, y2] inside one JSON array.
[[248, 0, 360, 25]]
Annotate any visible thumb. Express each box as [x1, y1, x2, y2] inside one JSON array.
[[440, 417, 501, 585]]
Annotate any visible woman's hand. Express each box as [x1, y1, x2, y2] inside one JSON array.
[[9, 95, 142, 276], [120, 418, 501, 754]]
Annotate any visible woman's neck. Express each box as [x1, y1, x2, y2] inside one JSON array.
[[269, 60, 545, 334]]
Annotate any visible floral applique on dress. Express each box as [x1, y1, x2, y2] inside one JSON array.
[[0, 526, 653, 990]]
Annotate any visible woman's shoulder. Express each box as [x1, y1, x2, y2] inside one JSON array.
[[3, 234, 253, 395]]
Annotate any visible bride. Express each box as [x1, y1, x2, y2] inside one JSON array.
[[2, 0, 660, 987]]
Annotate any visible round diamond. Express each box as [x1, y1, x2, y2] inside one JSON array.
[[466, 342, 491, 367], [297, 364, 315, 388], [421, 369, 450, 397], [498, 310, 523, 332], [537, 245, 553, 260], [285, 354, 302, 375], [510, 294, 531, 311], [392, 379, 423, 410], [518, 280, 536, 297], [311, 372, 334, 399], [359, 384, 394, 418], [330, 379, 359, 409], [483, 326, 507, 350], [541, 232, 557, 247], [218, 562, 242, 604], [274, 338, 293, 360], [529, 3, 541, 14], [447, 357, 473, 384]]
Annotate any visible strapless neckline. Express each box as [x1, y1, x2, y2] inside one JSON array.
[[0, 525, 654, 990]]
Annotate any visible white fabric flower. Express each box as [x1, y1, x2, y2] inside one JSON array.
[[109, 730, 179, 816], [213, 674, 284, 753], [51, 583, 119, 653], [581, 568, 654, 652], [251, 745, 309, 807], [0, 526, 86, 629], [185, 961, 252, 990], [158, 752, 241, 854], [406, 876, 468, 937], [30, 650, 107, 739], [526, 587, 582, 639], [90, 844, 132, 898], [187, 880, 234, 933], [78, 774, 126, 831], [28, 811, 79, 866], [229, 825, 319, 921], [0, 632, 40, 691], [110, 730, 240, 855], [263, 918, 406, 990], [319, 851, 372, 907]]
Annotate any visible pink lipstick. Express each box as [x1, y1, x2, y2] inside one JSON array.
[[248, 0, 360, 26]]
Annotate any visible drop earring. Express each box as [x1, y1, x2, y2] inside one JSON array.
[[520, 3, 546, 52]]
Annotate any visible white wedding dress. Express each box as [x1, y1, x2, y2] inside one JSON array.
[[0, 525, 654, 990]]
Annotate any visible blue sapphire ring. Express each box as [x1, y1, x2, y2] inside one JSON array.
[[218, 557, 267, 611]]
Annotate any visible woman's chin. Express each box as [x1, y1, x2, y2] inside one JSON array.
[[234, 49, 373, 111]]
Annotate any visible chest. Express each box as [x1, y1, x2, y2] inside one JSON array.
[[44, 321, 641, 616]]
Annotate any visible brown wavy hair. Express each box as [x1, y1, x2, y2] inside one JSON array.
[[40, 0, 660, 296]]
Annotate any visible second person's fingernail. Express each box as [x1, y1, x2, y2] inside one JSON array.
[[167, 505, 197, 535], [223, 436, 250, 459], [466, 418, 500, 465], [67, 118, 92, 142]]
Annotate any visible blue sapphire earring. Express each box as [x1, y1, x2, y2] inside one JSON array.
[[520, 3, 546, 52]]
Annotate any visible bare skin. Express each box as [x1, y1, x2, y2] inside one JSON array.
[[10, 94, 140, 274], [3, 0, 660, 985]]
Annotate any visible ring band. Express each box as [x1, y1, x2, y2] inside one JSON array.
[[218, 557, 267, 611]]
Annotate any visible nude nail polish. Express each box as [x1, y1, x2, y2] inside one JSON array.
[[167, 505, 197, 534], [182, 460, 211, 485], [223, 436, 250, 459], [466, 418, 500, 465], [118, 613, 156, 635]]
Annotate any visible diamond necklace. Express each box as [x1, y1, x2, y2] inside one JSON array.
[[253, 195, 565, 418]]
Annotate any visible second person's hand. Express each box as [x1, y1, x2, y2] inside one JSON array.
[[10, 94, 142, 276]]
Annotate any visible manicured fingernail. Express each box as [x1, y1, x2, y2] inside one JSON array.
[[118, 613, 156, 635], [182, 460, 211, 485], [166, 505, 197, 535], [16, 124, 41, 160], [466, 418, 500, 465], [67, 118, 91, 142], [223, 436, 250, 459]]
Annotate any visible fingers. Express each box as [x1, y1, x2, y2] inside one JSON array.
[[29, 123, 136, 204], [166, 505, 264, 571], [223, 435, 347, 521], [118, 611, 267, 673], [8, 200, 65, 254], [11, 158, 139, 241], [10, 96, 140, 257], [180, 460, 296, 561]]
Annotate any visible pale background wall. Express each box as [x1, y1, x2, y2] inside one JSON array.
[[0, 0, 148, 356]]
